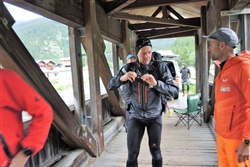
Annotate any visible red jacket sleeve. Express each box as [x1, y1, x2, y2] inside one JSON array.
[[5, 69, 53, 155]]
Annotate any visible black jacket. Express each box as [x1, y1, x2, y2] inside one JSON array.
[[121, 82, 131, 110], [108, 61, 179, 119]]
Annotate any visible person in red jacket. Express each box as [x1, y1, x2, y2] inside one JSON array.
[[0, 68, 53, 167], [204, 28, 250, 167]]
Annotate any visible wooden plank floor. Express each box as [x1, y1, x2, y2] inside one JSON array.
[[86, 95, 218, 167]]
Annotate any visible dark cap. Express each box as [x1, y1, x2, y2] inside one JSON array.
[[135, 38, 152, 55], [203, 28, 238, 48], [126, 54, 136, 60]]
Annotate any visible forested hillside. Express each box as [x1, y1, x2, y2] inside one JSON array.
[[171, 37, 195, 67], [13, 17, 195, 67], [152, 37, 195, 67], [13, 17, 69, 63]]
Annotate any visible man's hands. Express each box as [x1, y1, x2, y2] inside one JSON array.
[[141, 74, 157, 86], [120, 72, 157, 87], [120, 71, 137, 82], [237, 143, 250, 163]]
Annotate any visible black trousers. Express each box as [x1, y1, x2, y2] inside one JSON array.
[[126, 116, 162, 167]]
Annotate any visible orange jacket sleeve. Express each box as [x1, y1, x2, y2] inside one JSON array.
[[238, 63, 250, 139]]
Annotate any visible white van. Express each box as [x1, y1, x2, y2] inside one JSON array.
[[157, 50, 181, 99]]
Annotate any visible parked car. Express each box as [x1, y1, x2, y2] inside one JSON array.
[[157, 50, 181, 99]]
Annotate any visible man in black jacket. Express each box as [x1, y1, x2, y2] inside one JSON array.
[[180, 63, 191, 96], [108, 38, 179, 167]]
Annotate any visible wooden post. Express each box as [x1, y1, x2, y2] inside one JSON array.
[[240, 14, 250, 50], [122, 20, 129, 62], [209, 13, 230, 119], [68, 27, 86, 124], [112, 43, 119, 74], [195, 28, 202, 94], [84, 0, 104, 155], [200, 6, 210, 123]]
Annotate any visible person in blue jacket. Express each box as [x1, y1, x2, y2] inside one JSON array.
[[122, 54, 137, 132]]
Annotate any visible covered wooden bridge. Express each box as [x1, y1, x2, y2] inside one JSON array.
[[1, 0, 250, 166]]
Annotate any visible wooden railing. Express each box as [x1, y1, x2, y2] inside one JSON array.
[[25, 95, 112, 167]]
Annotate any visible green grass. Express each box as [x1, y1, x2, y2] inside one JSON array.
[[55, 84, 72, 91], [49, 78, 72, 91], [181, 83, 196, 94], [189, 84, 196, 94]]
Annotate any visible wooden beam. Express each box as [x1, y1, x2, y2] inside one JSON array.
[[194, 31, 201, 93], [206, 0, 223, 36], [110, 12, 200, 27], [0, 3, 97, 156], [166, 5, 184, 19], [80, 33, 123, 117], [68, 27, 85, 124], [1, 1, 15, 28], [128, 23, 172, 31], [81, 36, 123, 116], [137, 27, 199, 39], [239, 14, 250, 50], [95, 37, 124, 115], [52, 149, 88, 167], [84, 0, 104, 156], [161, 6, 169, 18], [123, 0, 207, 10], [152, 7, 162, 17], [96, 4, 123, 43], [112, 43, 119, 73], [3, 0, 123, 43], [87, 29, 124, 116], [221, 8, 250, 16], [122, 20, 129, 62], [229, 0, 250, 10], [3, 0, 85, 27], [149, 30, 196, 39], [200, 6, 209, 123], [104, 0, 136, 14]]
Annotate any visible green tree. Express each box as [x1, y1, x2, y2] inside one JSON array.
[[170, 37, 195, 67], [13, 18, 69, 63]]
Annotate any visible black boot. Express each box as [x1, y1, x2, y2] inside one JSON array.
[[126, 160, 138, 167], [152, 159, 162, 167]]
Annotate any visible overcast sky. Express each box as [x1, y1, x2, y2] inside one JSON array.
[[4, 2, 42, 22]]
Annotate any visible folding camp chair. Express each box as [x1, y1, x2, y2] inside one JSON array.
[[171, 93, 203, 129]]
